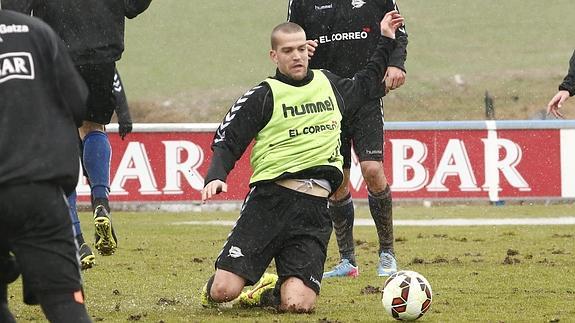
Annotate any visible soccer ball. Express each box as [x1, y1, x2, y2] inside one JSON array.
[[381, 270, 432, 321]]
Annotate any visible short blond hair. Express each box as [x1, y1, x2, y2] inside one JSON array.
[[271, 22, 304, 49]]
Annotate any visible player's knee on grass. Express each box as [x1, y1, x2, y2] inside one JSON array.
[[211, 270, 245, 302], [279, 277, 317, 313]]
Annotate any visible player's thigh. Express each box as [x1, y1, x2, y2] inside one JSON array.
[[76, 62, 116, 125], [0, 183, 82, 296], [215, 185, 285, 285], [275, 196, 332, 295]]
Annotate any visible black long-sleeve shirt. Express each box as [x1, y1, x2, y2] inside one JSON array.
[[288, 0, 408, 98], [1, 0, 152, 64], [0, 10, 88, 195], [205, 36, 396, 190], [559, 50, 575, 96]]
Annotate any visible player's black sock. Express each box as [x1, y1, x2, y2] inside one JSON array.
[[92, 197, 110, 213], [368, 185, 394, 255], [75, 233, 86, 246], [37, 291, 91, 323], [328, 193, 356, 266]]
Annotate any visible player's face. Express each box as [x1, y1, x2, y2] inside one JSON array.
[[270, 31, 309, 81]]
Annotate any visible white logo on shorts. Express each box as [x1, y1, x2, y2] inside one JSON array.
[[351, 0, 366, 9], [228, 246, 244, 258], [309, 275, 321, 287]]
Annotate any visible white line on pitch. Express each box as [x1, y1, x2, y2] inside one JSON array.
[[172, 217, 575, 226]]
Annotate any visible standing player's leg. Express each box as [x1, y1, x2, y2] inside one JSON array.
[[68, 190, 96, 269], [355, 99, 396, 276], [69, 137, 96, 269], [323, 116, 359, 278], [76, 63, 117, 256]]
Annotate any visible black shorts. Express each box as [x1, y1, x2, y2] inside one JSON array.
[[215, 183, 333, 295], [0, 183, 82, 302], [76, 62, 116, 125], [341, 98, 384, 168]]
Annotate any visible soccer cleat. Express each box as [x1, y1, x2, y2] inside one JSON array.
[[93, 205, 117, 256], [236, 273, 278, 307], [323, 259, 359, 278], [78, 243, 96, 270], [200, 282, 219, 308], [377, 251, 398, 277]]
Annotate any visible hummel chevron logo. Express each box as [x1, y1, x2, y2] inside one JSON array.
[[214, 86, 262, 144]]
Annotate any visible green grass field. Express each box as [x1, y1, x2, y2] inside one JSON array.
[[118, 0, 575, 123], [7, 204, 575, 322]]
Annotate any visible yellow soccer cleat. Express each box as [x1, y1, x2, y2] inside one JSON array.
[[237, 273, 278, 307], [93, 205, 118, 256]]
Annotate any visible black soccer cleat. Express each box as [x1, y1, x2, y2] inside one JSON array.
[[78, 243, 96, 270]]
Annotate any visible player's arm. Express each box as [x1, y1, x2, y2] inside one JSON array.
[[382, 0, 408, 91], [547, 50, 575, 118], [124, 0, 152, 19], [559, 50, 575, 96], [113, 70, 133, 140], [202, 85, 272, 202], [327, 11, 402, 112]]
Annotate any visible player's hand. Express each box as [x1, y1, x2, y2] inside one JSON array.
[[547, 90, 570, 119], [384, 66, 406, 92], [307, 39, 318, 58], [380, 10, 404, 39], [201, 180, 227, 203], [118, 122, 133, 140]]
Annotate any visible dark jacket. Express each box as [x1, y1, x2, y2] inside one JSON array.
[[205, 36, 396, 190], [288, 0, 408, 90], [0, 10, 88, 195], [559, 50, 575, 96], [1, 0, 152, 65]]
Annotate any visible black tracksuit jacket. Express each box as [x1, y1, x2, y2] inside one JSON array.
[[288, 0, 407, 98], [1, 0, 151, 65], [559, 50, 575, 96], [0, 10, 88, 195], [205, 36, 396, 190]]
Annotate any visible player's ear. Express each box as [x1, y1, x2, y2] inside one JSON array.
[[269, 49, 278, 64]]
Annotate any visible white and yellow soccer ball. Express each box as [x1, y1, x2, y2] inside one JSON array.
[[382, 270, 432, 321]]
